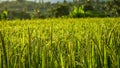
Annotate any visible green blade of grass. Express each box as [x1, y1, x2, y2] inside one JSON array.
[[0, 31, 8, 68]]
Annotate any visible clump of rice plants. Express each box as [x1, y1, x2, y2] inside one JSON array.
[[0, 18, 120, 68]]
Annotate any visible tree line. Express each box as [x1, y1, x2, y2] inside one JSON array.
[[0, 0, 120, 20]]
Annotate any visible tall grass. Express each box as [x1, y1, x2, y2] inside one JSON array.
[[0, 18, 120, 68]]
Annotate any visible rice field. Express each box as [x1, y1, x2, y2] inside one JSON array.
[[0, 18, 120, 68]]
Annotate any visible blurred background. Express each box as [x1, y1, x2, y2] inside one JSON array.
[[0, 0, 120, 20]]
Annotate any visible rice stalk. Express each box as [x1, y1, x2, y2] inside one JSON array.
[[0, 31, 8, 68]]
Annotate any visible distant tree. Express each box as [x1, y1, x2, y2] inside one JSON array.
[[113, 0, 120, 15], [64, 0, 67, 3], [54, 4, 70, 17], [0, 10, 8, 20], [83, 3, 93, 12], [69, 6, 85, 18], [106, 0, 120, 16], [17, 0, 25, 2]]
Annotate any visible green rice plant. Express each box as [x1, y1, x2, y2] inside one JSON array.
[[0, 18, 120, 68], [0, 31, 8, 68]]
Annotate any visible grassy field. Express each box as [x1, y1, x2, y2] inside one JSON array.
[[0, 18, 120, 68]]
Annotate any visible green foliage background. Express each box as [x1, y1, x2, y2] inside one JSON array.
[[0, 0, 120, 20]]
